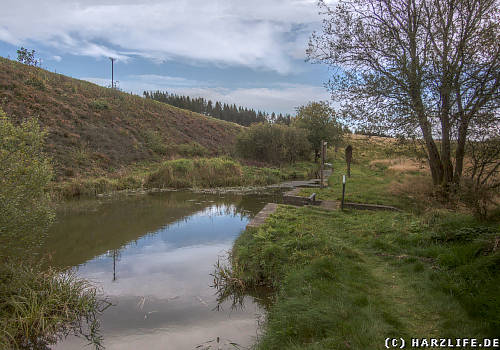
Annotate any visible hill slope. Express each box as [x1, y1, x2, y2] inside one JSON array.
[[0, 57, 243, 179]]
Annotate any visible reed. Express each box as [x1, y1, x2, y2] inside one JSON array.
[[0, 261, 110, 350]]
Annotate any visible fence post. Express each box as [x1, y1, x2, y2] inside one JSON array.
[[320, 141, 327, 188], [320, 140, 324, 189], [341, 175, 346, 210]]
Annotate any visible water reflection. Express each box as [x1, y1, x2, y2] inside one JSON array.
[[44, 191, 280, 350]]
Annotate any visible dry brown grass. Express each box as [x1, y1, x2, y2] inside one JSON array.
[[349, 133, 397, 144], [389, 174, 434, 200], [388, 174, 452, 212], [370, 157, 429, 174], [0, 57, 243, 180]]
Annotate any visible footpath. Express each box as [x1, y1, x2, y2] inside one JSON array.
[[247, 167, 399, 229]]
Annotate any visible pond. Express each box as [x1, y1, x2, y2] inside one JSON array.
[[43, 190, 282, 350]]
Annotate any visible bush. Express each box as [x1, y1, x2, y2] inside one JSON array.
[[0, 108, 107, 349], [24, 75, 46, 91], [460, 178, 499, 219], [0, 109, 53, 256], [90, 99, 109, 111], [236, 123, 311, 164], [175, 142, 209, 157], [143, 129, 168, 155]]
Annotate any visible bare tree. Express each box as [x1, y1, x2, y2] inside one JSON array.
[[307, 0, 500, 194], [462, 120, 500, 216]]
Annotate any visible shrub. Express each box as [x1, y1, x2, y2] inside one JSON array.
[[17, 47, 39, 66], [24, 75, 46, 90], [143, 130, 168, 155], [90, 99, 109, 111], [460, 178, 499, 219], [0, 109, 53, 256], [0, 108, 107, 349], [175, 142, 209, 157], [462, 135, 500, 218], [236, 123, 311, 164]]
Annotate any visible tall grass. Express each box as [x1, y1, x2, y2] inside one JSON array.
[[145, 158, 243, 188], [0, 262, 110, 350], [50, 158, 318, 199], [145, 158, 319, 189], [51, 175, 143, 199]]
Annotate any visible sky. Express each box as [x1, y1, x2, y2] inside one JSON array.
[[0, 0, 334, 115]]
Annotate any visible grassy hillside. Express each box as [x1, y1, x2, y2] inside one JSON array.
[[0, 57, 242, 179]]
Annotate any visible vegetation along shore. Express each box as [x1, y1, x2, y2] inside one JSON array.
[[216, 135, 499, 349], [1, 0, 499, 346]]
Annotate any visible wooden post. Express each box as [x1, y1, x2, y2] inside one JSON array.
[[320, 140, 324, 189], [341, 175, 346, 210], [345, 145, 352, 177], [320, 141, 327, 188]]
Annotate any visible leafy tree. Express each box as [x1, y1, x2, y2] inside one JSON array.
[[16, 47, 39, 66], [293, 101, 343, 162], [0, 108, 53, 256], [307, 0, 500, 192], [236, 123, 311, 164]]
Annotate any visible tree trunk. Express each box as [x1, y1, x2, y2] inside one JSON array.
[[453, 118, 469, 184], [406, 13, 444, 187], [440, 106, 454, 188], [409, 90, 443, 186], [422, 126, 444, 186], [314, 150, 320, 163]]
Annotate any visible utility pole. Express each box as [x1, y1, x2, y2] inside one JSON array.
[[109, 57, 116, 89]]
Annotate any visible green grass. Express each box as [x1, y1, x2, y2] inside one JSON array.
[[0, 261, 109, 350], [52, 158, 318, 198], [242, 161, 318, 186], [299, 149, 430, 211], [225, 206, 499, 349]]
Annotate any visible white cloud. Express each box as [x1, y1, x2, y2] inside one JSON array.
[[80, 74, 329, 114], [0, 0, 323, 73]]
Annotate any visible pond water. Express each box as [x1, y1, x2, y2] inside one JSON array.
[[42, 191, 282, 350]]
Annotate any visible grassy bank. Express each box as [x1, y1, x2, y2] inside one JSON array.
[[0, 262, 109, 349], [219, 136, 499, 349], [299, 134, 452, 212], [51, 158, 318, 199], [300, 156, 430, 210], [227, 206, 499, 349]]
